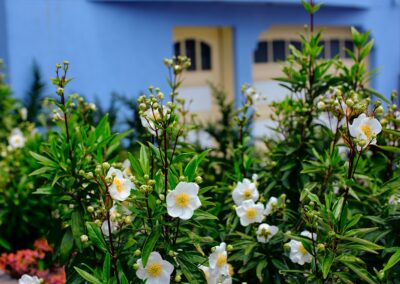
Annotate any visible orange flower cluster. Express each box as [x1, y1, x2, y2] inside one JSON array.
[[0, 239, 65, 284]]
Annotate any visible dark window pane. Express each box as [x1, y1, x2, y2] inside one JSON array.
[[201, 41, 212, 70], [185, 39, 196, 71], [290, 40, 302, 52], [318, 40, 326, 59], [330, 39, 340, 58], [174, 42, 181, 57], [273, 40, 286, 62], [254, 41, 268, 63], [344, 40, 354, 58]]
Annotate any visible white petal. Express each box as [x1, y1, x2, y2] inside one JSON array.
[[162, 260, 174, 275], [148, 251, 163, 263], [179, 208, 194, 220], [189, 196, 202, 210], [167, 206, 183, 218]]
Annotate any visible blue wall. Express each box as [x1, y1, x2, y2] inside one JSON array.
[[2, 0, 400, 103]]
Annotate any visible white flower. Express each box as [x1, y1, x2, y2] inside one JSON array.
[[287, 230, 316, 265], [235, 199, 264, 226], [389, 195, 400, 205], [20, 107, 28, 120], [9, 128, 26, 149], [166, 182, 201, 220], [208, 242, 229, 278], [256, 223, 279, 243], [136, 251, 174, 284], [19, 274, 40, 284], [101, 220, 118, 236], [140, 107, 167, 135], [106, 167, 134, 201], [232, 178, 259, 206], [199, 265, 232, 284], [264, 196, 278, 216], [122, 159, 132, 177], [349, 113, 382, 150]]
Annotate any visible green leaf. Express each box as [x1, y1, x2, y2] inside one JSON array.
[[74, 267, 102, 284], [60, 229, 74, 263], [333, 197, 344, 221], [103, 253, 111, 281], [0, 237, 11, 251], [383, 128, 400, 137], [340, 262, 376, 284], [193, 209, 219, 221], [29, 151, 58, 167], [86, 222, 108, 253], [382, 249, 400, 272], [142, 227, 160, 266], [184, 149, 210, 181], [71, 209, 85, 251], [256, 259, 268, 282], [322, 252, 335, 279], [376, 145, 400, 154]]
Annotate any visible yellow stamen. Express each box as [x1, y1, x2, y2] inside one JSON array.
[[147, 262, 163, 277], [242, 188, 252, 199], [245, 207, 257, 219], [359, 124, 372, 140], [114, 178, 123, 193], [298, 243, 308, 256], [216, 253, 227, 267], [175, 192, 190, 208]]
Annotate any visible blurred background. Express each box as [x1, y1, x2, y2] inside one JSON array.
[[1, 0, 400, 138]]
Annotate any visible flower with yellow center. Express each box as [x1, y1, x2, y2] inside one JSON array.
[[256, 223, 279, 243], [232, 178, 259, 206], [286, 230, 316, 265], [166, 182, 201, 220], [349, 113, 382, 150], [8, 128, 26, 149], [107, 167, 135, 201], [208, 242, 231, 282], [235, 199, 264, 226], [136, 251, 174, 284]]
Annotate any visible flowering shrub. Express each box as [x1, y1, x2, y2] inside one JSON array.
[[0, 2, 400, 283]]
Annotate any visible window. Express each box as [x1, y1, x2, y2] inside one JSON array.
[[254, 41, 268, 63], [273, 40, 286, 62], [344, 40, 354, 58], [173, 39, 212, 71], [201, 41, 212, 70], [290, 40, 302, 51], [253, 38, 355, 64], [330, 39, 340, 58]]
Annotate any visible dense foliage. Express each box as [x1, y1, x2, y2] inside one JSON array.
[[1, 3, 400, 284]]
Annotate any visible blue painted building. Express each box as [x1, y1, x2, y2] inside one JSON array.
[[0, 0, 399, 119]]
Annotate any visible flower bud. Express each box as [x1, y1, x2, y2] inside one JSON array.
[[78, 169, 85, 176], [174, 275, 182, 282], [195, 176, 203, 184], [134, 249, 141, 256], [317, 243, 325, 251], [179, 176, 186, 182], [57, 87, 64, 96], [156, 200, 162, 205], [86, 172, 94, 180], [317, 101, 326, 110], [124, 216, 132, 224], [227, 244, 233, 252], [345, 99, 354, 107], [63, 60, 69, 66], [133, 263, 139, 270], [168, 250, 175, 257], [159, 194, 165, 201], [94, 219, 102, 226], [102, 162, 110, 170], [80, 235, 89, 242], [87, 206, 94, 213], [375, 106, 384, 115]]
